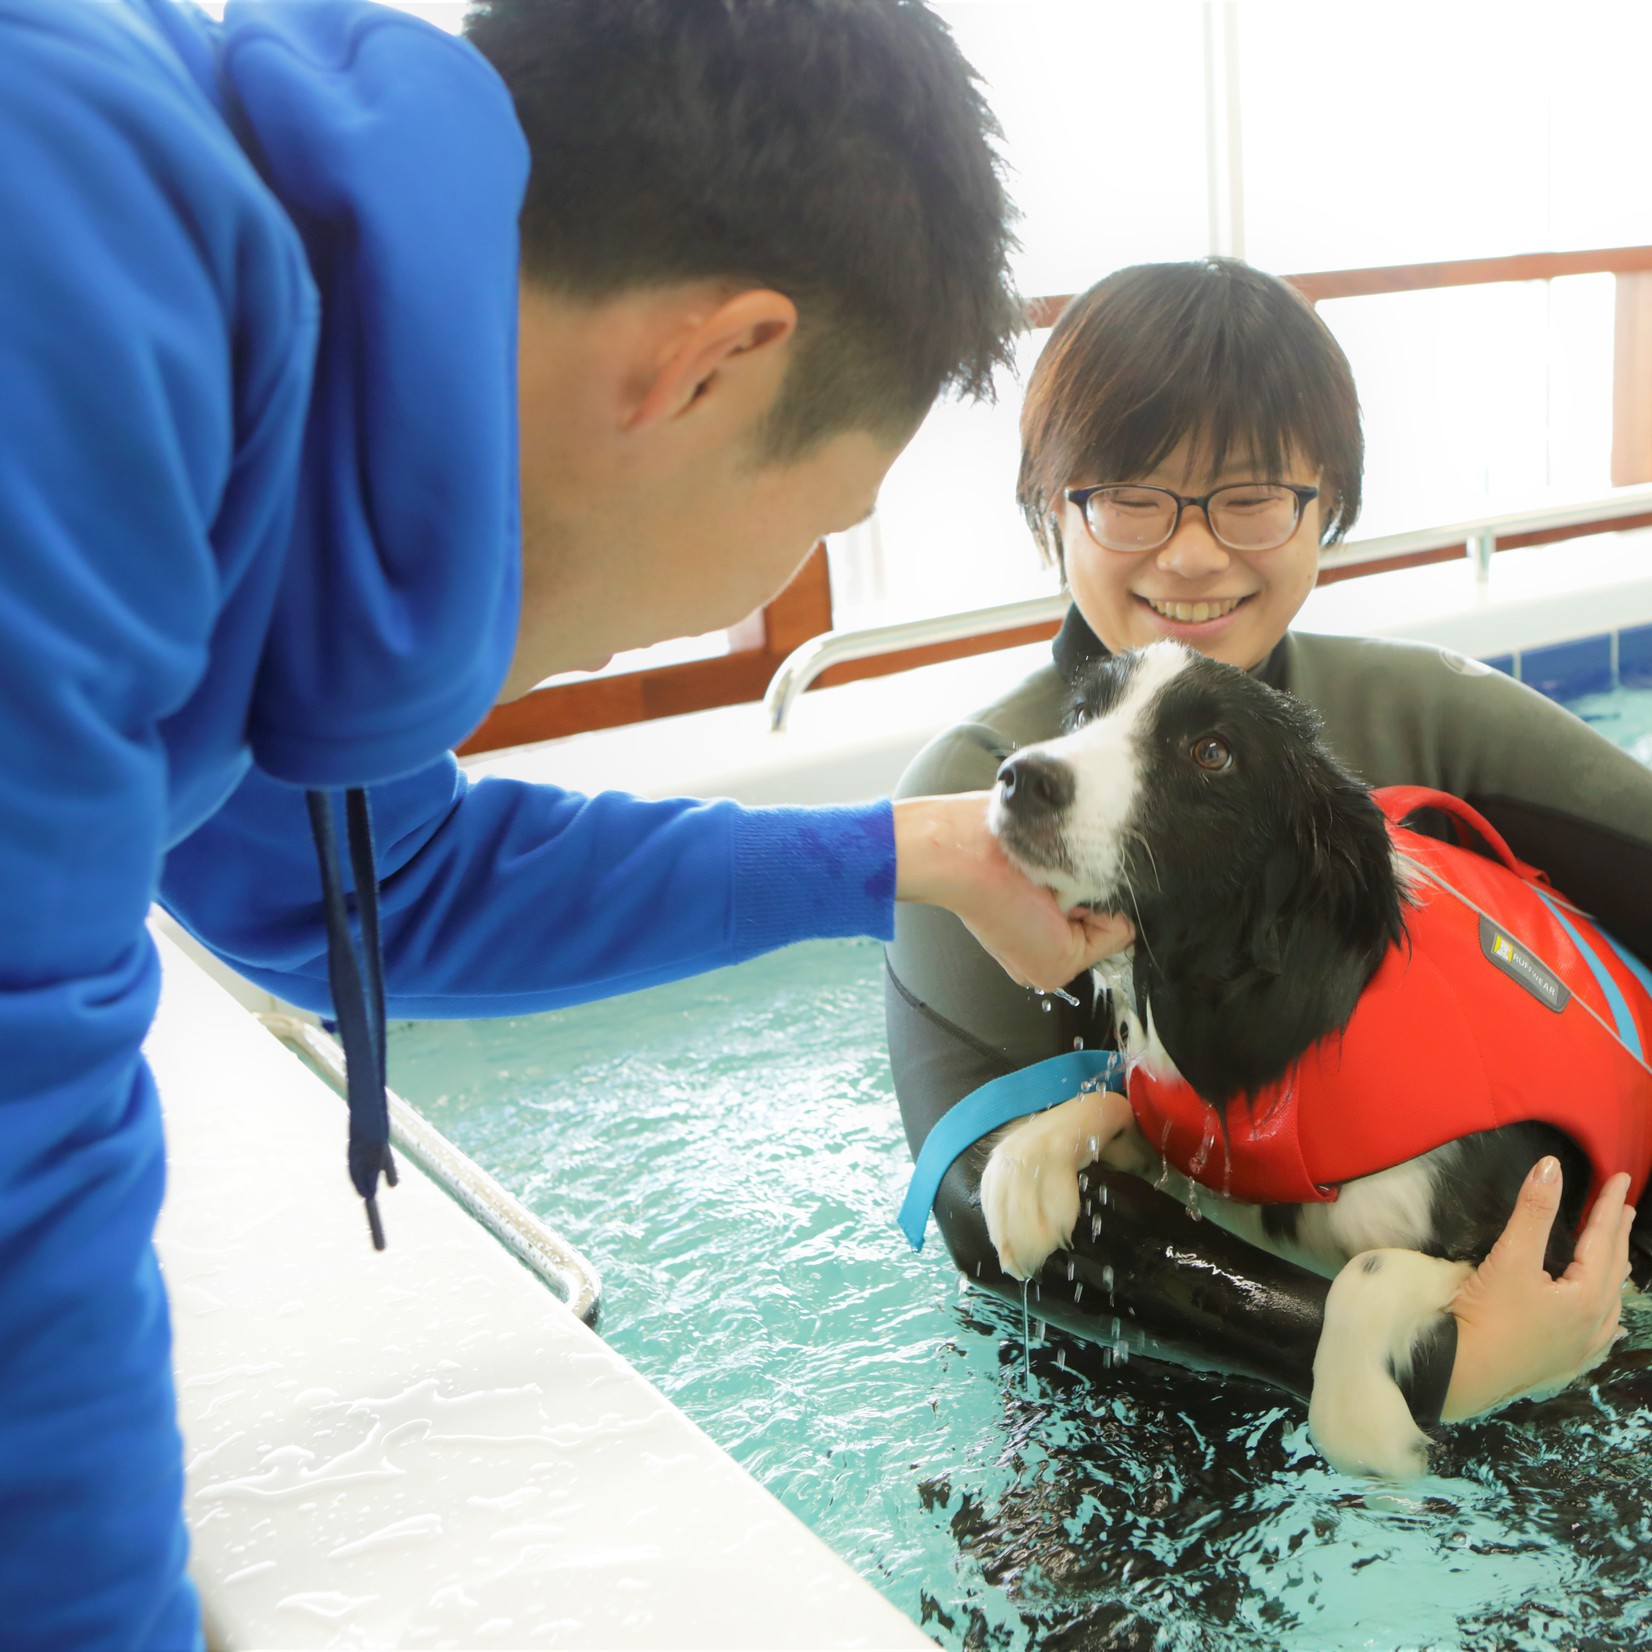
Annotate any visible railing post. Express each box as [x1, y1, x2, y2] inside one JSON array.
[[1612, 271, 1652, 487], [1466, 529, 1496, 582]]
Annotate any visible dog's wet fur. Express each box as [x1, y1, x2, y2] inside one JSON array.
[[990, 640, 1588, 1277]]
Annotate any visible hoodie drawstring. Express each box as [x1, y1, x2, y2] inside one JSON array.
[[306, 788, 398, 1249]]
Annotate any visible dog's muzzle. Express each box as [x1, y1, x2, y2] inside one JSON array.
[[994, 753, 1075, 821], [990, 752, 1080, 888]]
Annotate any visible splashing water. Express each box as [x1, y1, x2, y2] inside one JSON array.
[[1020, 1281, 1034, 1398], [389, 680, 1652, 1652], [391, 937, 1652, 1652]]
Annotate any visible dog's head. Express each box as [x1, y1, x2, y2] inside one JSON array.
[[989, 640, 1405, 1102]]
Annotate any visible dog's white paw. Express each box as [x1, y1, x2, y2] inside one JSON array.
[[981, 1093, 1121, 1280], [1309, 1248, 1472, 1479]]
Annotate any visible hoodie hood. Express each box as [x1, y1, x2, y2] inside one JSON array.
[[185, 0, 528, 786]]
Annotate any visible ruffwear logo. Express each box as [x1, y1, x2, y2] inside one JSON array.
[[1480, 917, 1569, 1013]]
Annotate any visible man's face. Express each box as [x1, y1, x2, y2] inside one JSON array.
[[503, 282, 912, 699], [624, 426, 899, 663], [511, 424, 904, 690]]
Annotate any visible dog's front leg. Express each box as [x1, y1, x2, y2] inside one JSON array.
[[981, 1090, 1145, 1280], [1308, 1248, 1471, 1478]]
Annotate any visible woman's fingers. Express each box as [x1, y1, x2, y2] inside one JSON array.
[[1566, 1171, 1631, 1283], [1488, 1156, 1565, 1276]]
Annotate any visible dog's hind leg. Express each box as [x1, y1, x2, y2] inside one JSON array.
[[1309, 1248, 1471, 1478]]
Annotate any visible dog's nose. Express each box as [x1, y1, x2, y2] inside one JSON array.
[[995, 753, 1074, 817]]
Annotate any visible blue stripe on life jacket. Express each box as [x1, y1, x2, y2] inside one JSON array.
[[1535, 888, 1646, 1063]]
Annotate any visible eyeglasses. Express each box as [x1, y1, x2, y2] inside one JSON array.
[[1065, 482, 1320, 555]]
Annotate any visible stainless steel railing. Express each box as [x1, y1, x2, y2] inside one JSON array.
[[762, 592, 1068, 733], [260, 1014, 603, 1326], [763, 488, 1652, 730]]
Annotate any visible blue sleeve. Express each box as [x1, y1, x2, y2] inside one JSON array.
[[162, 759, 898, 1018], [0, 7, 304, 1647]]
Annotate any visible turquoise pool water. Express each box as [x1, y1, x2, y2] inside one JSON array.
[[388, 682, 1652, 1651]]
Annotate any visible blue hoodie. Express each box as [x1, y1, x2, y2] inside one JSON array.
[[0, 2, 895, 1644]]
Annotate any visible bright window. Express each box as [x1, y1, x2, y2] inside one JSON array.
[[833, 2, 1652, 628]]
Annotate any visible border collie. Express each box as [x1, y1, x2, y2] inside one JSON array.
[[981, 640, 1642, 1477]]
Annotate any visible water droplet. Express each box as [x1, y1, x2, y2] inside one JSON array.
[[1020, 1281, 1035, 1397]]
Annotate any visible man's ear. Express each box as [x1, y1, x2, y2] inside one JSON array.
[[626, 289, 798, 433]]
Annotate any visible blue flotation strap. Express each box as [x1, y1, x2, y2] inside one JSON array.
[[898, 1049, 1124, 1251], [1531, 888, 1652, 1064]]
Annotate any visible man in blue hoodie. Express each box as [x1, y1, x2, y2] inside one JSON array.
[[0, 1, 1139, 1644], [0, 1, 1617, 1645]]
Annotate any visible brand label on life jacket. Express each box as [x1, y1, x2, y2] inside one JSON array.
[[1479, 916, 1570, 1013]]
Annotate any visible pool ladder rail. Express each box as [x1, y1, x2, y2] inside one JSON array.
[[258, 1014, 602, 1327]]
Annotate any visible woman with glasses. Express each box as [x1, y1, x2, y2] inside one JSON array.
[[887, 257, 1652, 1461]]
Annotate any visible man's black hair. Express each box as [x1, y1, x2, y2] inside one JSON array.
[[464, 0, 1022, 456]]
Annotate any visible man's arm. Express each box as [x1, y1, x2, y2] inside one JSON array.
[[162, 758, 899, 1017]]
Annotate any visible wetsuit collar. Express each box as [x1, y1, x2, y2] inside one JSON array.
[[1052, 606, 1289, 691]]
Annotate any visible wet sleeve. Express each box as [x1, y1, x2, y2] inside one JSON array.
[[885, 721, 1330, 1396], [0, 17, 281, 1646], [161, 759, 896, 1019]]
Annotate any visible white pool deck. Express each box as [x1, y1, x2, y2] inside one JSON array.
[[150, 528, 1652, 1649], [152, 933, 929, 1651]]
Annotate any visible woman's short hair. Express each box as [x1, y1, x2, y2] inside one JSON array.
[[1017, 259, 1363, 564]]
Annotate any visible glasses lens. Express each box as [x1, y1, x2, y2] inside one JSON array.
[[1208, 484, 1301, 551], [1086, 486, 1177, 552]]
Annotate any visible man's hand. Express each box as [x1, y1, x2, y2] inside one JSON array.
[[892, 793, 1134, 990], [1442, 1158, 1635, 1422]]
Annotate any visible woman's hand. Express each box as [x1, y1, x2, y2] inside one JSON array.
[[1442, 1158, 1635, 1422], [892, 792, 1134, 990]]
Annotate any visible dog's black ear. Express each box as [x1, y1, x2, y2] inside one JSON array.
[[1244, 846, 1305, 978], [1149, 750, 1406, 1107], [1243, 766, 1405, 1048]]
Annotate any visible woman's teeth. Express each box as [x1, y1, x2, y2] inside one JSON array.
[[1145, 596, 1243, 622]]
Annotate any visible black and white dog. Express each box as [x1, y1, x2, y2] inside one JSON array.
[[982, 640, 1624, 1477]]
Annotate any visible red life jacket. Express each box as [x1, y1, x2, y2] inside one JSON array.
[[1126, 786, 1652, 1212]]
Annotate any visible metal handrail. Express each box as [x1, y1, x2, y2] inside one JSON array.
[[762, 592, 1067, 732], [1317, 485, 1652, 575], [763, 488, 1652, 730], [260, 1014, 603, 1326]]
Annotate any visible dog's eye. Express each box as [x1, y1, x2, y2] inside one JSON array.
[[1191, 735, 1232, 772]]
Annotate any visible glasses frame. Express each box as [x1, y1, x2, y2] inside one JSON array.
[[1064, 482, 1321, 555]]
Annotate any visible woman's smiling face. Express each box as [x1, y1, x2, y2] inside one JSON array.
[[1062, 439, 1322, 671]]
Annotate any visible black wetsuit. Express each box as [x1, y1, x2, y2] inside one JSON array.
[[886, 609, 1652, 1401]]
